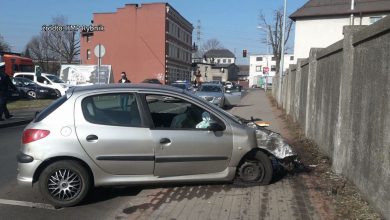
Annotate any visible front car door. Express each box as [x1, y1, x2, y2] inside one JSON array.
[[74, 92, 155, 175], [141, 93, 233, 177]]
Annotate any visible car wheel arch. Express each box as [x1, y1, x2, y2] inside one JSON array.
[[33, 156, 94, 186], [236, 148, 273, 168]]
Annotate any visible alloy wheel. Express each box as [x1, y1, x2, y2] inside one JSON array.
[[47, 169, 82, 201]]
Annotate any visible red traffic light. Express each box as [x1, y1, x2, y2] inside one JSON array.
[[243, 49, 247, 57]]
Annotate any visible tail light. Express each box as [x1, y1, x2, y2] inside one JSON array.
[[22, 129, 50, 144]]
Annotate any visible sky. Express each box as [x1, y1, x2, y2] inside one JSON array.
[[0, 0, 307, 64]]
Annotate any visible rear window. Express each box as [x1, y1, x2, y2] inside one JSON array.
[[34, 96, 68, 122]]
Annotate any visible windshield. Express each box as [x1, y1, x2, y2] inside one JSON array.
[[199, 85, 222, 93], [45, 75, 65, 83]]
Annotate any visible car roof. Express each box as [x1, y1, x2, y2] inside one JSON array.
[[69, 83, 184, 95], [14, 72, 53, 76]]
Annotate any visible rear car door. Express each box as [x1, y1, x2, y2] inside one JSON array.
[[74, 92, 155, 175], [142, 93, 233, 177]]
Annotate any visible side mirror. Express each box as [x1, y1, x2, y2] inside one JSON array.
[[208, 122, 224, 131]]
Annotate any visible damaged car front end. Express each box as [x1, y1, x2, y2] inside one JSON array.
[[242, 117, 298, 171]]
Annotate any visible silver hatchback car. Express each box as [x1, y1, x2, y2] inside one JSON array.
[[17, 84, 296, 207]]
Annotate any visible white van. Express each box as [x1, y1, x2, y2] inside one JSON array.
[[14, 72, 70, 96]]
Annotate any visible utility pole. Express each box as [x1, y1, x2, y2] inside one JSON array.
[[350, 0, 355, 25], [279, 0, 287, 104], [196, 20, 202, 52]]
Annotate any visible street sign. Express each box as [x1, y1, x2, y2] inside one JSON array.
[[263, 66, 269, 73], [94, 44, 105, 84], [94, 44, 106, 58]]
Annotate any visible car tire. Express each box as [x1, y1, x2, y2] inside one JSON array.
[[27, 90, 37, 99], [237, 151, 273, 185], [39, 160, 91, 207]]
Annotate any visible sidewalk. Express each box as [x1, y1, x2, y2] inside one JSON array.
[[0, 108, 42, 129]]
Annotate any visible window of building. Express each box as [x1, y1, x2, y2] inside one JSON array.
[[256, 57, 263, 61], [271, 65, 276, 71], [228, 59, 231, 63], [87, 49, 91, 60], [86, 35, 91, 42], [81, 93, 141, 127], [370, 16, 383, 24], [176, 47, 180, 59], [217, 59, 220, 63], [290, 56, 294, 61], [223, 59, 226, 63], [271, 56, 276, 61], [256, 66, 262, 72]]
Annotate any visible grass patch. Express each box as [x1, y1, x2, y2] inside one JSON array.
[[8, 99, 54, 111]]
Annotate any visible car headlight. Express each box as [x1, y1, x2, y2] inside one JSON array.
[[39, 89, 48, 92], [61, 84, 68, 88], [215, 97, 222, 100]]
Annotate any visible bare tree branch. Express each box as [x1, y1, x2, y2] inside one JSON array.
[[258, 8, 294, 75], [0, 34, 11, 52]]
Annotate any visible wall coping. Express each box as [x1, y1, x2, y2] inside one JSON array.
[[317, 40, 343, 60], [301, 58, 309, 67], [353, 15, 390, 46]]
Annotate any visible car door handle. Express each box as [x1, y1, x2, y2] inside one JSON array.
[[86, 135, 98, 142], [159, 138, 171, 145]]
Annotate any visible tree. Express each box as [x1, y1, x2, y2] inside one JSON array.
[[25, 33, 59, 73], [259, 8, 293, 75], [194, 38, 224, 58], [201, 38, 224, 52], [43, 15, 80, 64], [0, 34, 11, 52]]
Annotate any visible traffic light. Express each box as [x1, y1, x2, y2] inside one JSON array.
[[243, 49, 247, 58], [35, 65, 41, 77]]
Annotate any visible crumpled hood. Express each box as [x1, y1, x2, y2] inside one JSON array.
[[254, 128, 297, 159]]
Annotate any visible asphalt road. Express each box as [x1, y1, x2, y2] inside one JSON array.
[[0, 125, 142, 220]]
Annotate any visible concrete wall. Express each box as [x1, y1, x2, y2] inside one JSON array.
[[273, 16, 390, 218]]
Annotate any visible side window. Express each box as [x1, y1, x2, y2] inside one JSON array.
[[81, 93, 142, 127], [37, 76, 50, 84], [22, 75, 34, 81], [145, 94, 224, 130]]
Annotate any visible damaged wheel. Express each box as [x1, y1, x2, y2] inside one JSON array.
[[237, 151, 273, 185]]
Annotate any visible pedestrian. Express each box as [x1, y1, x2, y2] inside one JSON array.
[[0, 62, 17, 121], [118, 72, 131, 83], [118, 72, 130, 110]]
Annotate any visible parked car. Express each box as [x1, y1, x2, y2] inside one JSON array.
[[142, 78, 162, 84], [7, 87, 21, 101], [17, 84, 297, 207], [11, 77, 58, 99], [170, 81, 193, 91], [195, 83, 226, 108], [13, 72, 70, 97]]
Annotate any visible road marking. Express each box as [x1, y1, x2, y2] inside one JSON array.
[[0, 199, 60, 210]]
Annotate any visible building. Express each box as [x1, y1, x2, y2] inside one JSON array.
[[80, 3, 193, 84], [291, 0, 390, 60], [192, 49, 239, 83], [248, 54, 295, 87]]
